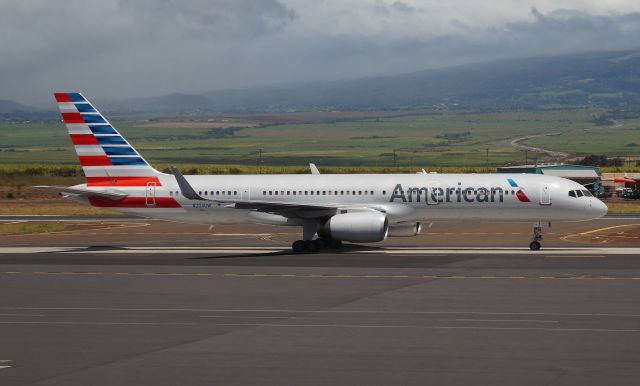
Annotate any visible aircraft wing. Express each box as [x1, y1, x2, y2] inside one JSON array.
[[33, 186, 128, 201], [170, 166, 380, 218]]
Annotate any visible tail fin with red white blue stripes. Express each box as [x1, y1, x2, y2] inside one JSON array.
[[54, 92, 163, 187]]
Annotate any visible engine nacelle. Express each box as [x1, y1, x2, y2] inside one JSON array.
[[387, 222, 421, 237], [320, 212, 389, 242]]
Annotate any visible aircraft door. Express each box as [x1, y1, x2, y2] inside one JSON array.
[[427, 182, 440, 205], [241, 187, 250, 200], [540, 184, 551, 205], [145, 182, 156, 206]]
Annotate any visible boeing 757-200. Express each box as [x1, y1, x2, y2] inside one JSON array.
[[37, 93, 608, 252]]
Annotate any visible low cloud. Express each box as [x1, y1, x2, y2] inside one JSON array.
[[1, 1, 640, 104]]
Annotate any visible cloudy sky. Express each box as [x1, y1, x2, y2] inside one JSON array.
[[2, 0, 640, 104]]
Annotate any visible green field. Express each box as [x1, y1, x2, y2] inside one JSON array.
[[1, 109, 638, 169]]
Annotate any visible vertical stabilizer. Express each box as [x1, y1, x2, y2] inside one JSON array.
[[54, 92, 163, 187]]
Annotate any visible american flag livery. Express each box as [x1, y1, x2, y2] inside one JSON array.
[[54, 92, 163, 188]]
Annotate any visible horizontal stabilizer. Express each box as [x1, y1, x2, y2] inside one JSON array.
[[33, 186, 128, 201]]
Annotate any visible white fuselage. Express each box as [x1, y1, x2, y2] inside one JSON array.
[[75, 173, 608, 225]]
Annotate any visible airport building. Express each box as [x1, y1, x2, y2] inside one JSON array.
[[497, 164, 601, 186]]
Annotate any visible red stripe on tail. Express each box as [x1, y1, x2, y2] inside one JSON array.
[[87, 177, 162, 187], [70, 134, 99, 145], [54, 93, 71, 102], [62, 112, 84, 124], [78, 156, 111, 166]]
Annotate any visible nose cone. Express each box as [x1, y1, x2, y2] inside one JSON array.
[[591, 198, 608, 219]]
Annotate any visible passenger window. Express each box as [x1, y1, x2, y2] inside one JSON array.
[[582, 190, 592, 197], [316, 191, 320, 195], [310, 191, 314, 195], [215, 191, 219, 195], [370, 191, 374, 195], [352, 191, 356, 195], [275, 191, 278, 195], [269, 191, 272, 195], [305, 191, 308, 195], [287, 191, 290, 195], [340, 191, 344, 195], [222, 191, 226, 195], [568, 190, 576, 197], [382, 190, 386, 195], [334, 191, 338, 195], [293, 191, 297, 195], [358, 191, 362, 195], [234, 191, 237, 195], [576, 190, 583, 197], [322, 191, 326, 195]]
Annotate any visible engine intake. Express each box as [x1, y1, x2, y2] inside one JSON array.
[[320, 212, 388, 242]]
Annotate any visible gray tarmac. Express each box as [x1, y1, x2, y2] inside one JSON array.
[[1, 218, 640, 385]]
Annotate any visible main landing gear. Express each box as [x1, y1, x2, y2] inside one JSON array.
[[292, 238, 342, 254], [529, 223, 544, 251]]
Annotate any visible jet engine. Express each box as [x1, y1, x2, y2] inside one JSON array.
[[320, 212, 388, 242], [387, 222, 421, 237]]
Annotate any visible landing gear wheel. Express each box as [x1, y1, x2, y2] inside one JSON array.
[[315, 238, 327, 249], [306, 240, 320, 253], [329, 240, 342, 249], [529, 223, 544, 251], [292, 240, 306, 254]]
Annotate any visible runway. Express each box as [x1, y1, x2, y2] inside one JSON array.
[[1, 218, 640, 385]]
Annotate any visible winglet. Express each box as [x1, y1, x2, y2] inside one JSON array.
[[170, 166, 204, 200], [309, 163, 320, 175]]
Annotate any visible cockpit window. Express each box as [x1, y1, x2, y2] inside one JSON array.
[[576, 190, 583, 197], [568, 190, 576, 198], [582, 190, 593, 197]]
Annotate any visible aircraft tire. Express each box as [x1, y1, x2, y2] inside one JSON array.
[[292, 240, 306, 253], [306, 240, 320, 253], [529, 241, 541, 251]]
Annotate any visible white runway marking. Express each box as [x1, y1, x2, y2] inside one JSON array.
[[0, 359, 12, 370], [1, 246, 640, 255], [208, 323, 640, 333], [3, 307, 640, 318]]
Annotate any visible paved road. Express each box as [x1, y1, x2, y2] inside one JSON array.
[[1, 216, 639, 385]]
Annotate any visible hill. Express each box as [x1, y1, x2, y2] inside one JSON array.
[[199, 50, 640, 112], [0, 99, 34, 113]]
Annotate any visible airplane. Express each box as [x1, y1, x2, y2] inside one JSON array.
[[37, 92, 608, 253]]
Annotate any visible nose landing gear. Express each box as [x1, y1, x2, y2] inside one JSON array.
[[529, 223, 546, 250]]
